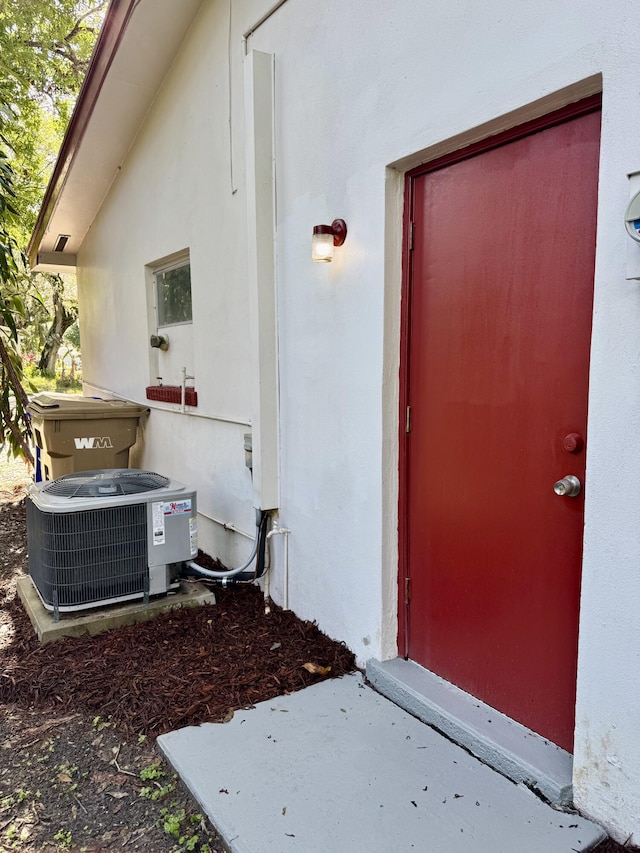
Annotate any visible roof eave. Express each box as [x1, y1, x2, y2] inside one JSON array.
[[27, 0, 137, 269]]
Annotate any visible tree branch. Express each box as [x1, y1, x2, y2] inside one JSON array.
[[0, 334, 28, 411], [0, 334, 33, 464], [64, 1, 109, 42], [0, 391, 33, 465]]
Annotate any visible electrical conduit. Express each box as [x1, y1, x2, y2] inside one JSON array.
[[186, 509, 269, 585]]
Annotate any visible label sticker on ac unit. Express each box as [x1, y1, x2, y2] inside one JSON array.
[[189, 517, 198, 556], [152, 501, 166, 546], [164, 499, 192, 516]]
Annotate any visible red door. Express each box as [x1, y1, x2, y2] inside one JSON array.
[[401, 100, 601, 752]]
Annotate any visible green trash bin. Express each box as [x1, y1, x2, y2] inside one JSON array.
[[27, 394, 149, 480]]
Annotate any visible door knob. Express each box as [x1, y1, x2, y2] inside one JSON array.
[[553, 475, 581, 497]]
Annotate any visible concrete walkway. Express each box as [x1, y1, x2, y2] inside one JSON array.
[[158, 673, 605, 853]]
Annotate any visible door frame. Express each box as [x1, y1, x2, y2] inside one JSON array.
[[396, 93, 602, 659]]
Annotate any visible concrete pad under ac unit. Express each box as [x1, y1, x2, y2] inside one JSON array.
[[16, 575, 215, 644]]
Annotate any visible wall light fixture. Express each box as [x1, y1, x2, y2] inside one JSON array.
[[312, 219, 347, 262]]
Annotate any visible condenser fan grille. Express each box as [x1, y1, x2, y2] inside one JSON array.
[[42, 469, 169, 498], [27, 501, 148, 608]]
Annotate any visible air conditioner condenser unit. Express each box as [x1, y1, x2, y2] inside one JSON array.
[[26, 469, 198, 618]]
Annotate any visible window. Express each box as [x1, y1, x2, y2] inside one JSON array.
[[154, 257, 192, 327]]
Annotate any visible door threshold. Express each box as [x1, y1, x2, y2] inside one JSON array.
[[366, 657, 573, 807]]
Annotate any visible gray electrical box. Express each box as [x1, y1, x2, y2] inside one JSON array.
[[244, 432, 253, 472]]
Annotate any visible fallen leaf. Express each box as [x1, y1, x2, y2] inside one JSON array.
[[21, 715, 78, 738], [106, 790, 128, 799], [57, 773, 72, 783], [302, 663, 331, 676], [270, 643, 281, 651]]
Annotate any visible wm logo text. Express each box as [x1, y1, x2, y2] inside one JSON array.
[[73, 437, 114, 449]]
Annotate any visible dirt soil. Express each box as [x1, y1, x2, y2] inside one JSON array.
[[0, 456, 355, 852], [0, 453, 635, 853]]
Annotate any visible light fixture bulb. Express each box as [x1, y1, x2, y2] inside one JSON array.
[[312, 231, 335, 262]]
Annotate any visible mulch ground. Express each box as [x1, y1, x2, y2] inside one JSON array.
[[0, 571, 356, 739]]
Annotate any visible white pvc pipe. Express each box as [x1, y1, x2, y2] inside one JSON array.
[[181, 367, 194, 413], [266, 525, 290, 610]]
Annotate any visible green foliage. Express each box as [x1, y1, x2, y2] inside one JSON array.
[[162, 807, 186, 837], [139, 761, 175, 801], [0, 0, 108, 245], [0, 1, 103, 460], [64, 320, 81, 349], [140, 762, 165, 781], [0, 794, 16, 811], [159, 805, 210, 853], [22, 360, 82, 393], [140, 782, 175, 801], [53, 828, 72, 849], [0, 112, 32, 462]]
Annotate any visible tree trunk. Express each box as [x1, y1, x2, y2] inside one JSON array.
[[38, 275, 78, 373]]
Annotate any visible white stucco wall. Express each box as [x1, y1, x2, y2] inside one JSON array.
[[78, 0, 256, 564], [75, 0, 640, 840]]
